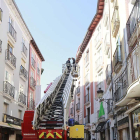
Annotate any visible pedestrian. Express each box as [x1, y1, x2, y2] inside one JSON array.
[[66, 58, 71, 70]]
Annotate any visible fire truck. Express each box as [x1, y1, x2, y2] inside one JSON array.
[[21, 64, 84, 140]]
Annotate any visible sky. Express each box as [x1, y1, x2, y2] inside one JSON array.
[[15, 0, 98, 98]]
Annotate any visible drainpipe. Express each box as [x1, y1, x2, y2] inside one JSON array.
[[27, 41, 31, 110], [108, 0, 116, 139]]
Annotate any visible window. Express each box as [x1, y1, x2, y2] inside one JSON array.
[[22, 38, 25, 44], [9, 17, 13, 26], [37, 78, 40, 85], [31, 70, 34, 78], [5, 71, 11, 83], [3, 103, 9, 114], [85, 50, 89, 64], [0, 40, 2, 52], [98, 71, 103, 83], [19, 84, 24, 93], [78, 66, 80, 76], [7, 44, 13, 54], [30, 92, 33, 99], [18, 110, 22, 119], [78, 115, 79, 122]]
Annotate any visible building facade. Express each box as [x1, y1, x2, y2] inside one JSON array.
[[69, 0, 140, 140], [0, 0, 44, 139]]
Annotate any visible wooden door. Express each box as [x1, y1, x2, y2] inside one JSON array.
[[119, 130, 123, 140]]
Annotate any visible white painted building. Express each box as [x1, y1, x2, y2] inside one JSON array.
[[0, 0, 32, 139]]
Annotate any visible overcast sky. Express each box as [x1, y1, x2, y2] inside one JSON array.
[[15, 0, 98, 97]]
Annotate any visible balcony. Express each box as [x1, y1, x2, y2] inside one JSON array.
[[31, 57, 36, 69], [85, 74, 90, 86], [106, 64, 111, 85], [5, 49, 16, 70], [114, 68, 128, 103], [85, 115, 90, 125], [85, 93, 90, 105], [3, 81, 15, 99], [0, 8, 3, 22], [21, 43, 27, 58], [29, 98, 35, 110], [127, 0, 140, 46], [0, 40, 2, 53], [113, 45, 122, 73], [107, 100, 113, 118], [96, 81, 104, 92], [70, 107, 73, 115], [76, 87, 80, 95], [76, 102, 80, 111], [18, 92, 26, 105], [8, 22, 16, 42], [111, 4, 120, 37], [37, 67, 40, 75], [30, 77, 36, 90], [96, 56, 103, 72], [104, 32, 110, 54], [20, 65, 27, 81], [95, 32, 102, 49], [85, 53, 89, 65]]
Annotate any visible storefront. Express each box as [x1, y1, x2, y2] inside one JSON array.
[[0, 114, 22, 140], [132, 107, 140, 140]]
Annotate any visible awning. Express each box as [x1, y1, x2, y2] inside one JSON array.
[[0, 121, 21, 130], [94, 121, 107, 133]]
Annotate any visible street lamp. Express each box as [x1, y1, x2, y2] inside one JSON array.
[[96, 88, 113, 105]]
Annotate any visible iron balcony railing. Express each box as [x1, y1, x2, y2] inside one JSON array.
[[113, 45, 122, 68], [8, 22, 16, 41], [22, 43, 27, 56], [3, 81, 15, 98], [30, 98, 35, 110], [0, 40, 2, 53], [85, 115, 90, 124], [0, 8, 3, 22], [114, 68, 128, 102], [127, 0, 140, 41], [18, 92, 26, 105], [107, 100, 113, 114], [85, 93, 90, 103], [30, 77, 36, 88], [76, 102, 80, 111], [70, 107, 73, 115], [96, 56, 102, 70], [31, 57, 36, 69], [96, 81, 104, 92], [20, 65, 27, 79], [76, 87, 80, 94], [106, 64, 111, 83], [37, 67, 40, 75], [5, 49, 16, 68]]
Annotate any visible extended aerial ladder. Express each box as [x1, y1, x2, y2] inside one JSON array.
[[22, 63, 84, 140]]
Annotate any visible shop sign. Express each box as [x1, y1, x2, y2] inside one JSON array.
[[3, 114, 23, 126]]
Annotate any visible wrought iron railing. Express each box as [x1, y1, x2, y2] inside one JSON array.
[[114, 68, 128, 102], [18, 92, 26, 105], [0, 8, 3, 22], [30, 77, 36, 88], [30, 98, 35, 110], [76, 102, 80, 111], [5, 49, 16, 68], [31, 57, 36, 69], [0, 40, 2, 53], [106, 64, 111, 82], [96, 81, 104, 92], [113, 45, 122, 68], [8, 22, 16, 41], [126, 0, 140, 41], [96, 56, 102, 70], [3, 81, 15, 98], [22, 43, 27, 56], [85, 93, 90, 103], [70, 107, 73, 115], [85, 115, 90, 124], [37, 67, 40, 75], [20, 65, 27, 79]]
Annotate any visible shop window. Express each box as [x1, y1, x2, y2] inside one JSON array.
[[3, 103, 9, 114]]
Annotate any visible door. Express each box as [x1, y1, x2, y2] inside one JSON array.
[[101, 131, 105, 140], [119, 130, 123, 140], [87, 107, 90, 123], [16, 134, 22, 140]]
